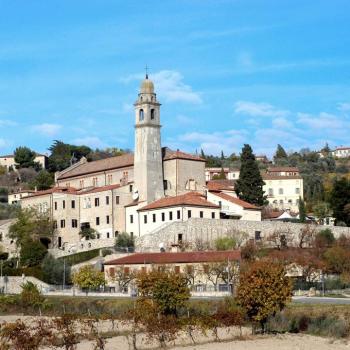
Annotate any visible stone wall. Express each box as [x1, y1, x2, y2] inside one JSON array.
[[136, 218, 350, 251], [0, 276, 51, 294]]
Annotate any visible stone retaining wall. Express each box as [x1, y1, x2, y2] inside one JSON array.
[[0, 276, 51, 294], [136, 218, 350, 251]]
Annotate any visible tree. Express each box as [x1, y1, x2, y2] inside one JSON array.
[[236, 260, 292, 332], [79, 227, 97, 240], [20, 239, 47, 267], [72, 265, 105, 294], [298, 197, 306, 222], [215, 236, 236, 250], [30, 170, 54, 190], [212, 167, 226, 180], [41, 254, 71, 285], [329, 177, 350, 226], [136, 269, 190, 315], [324, 246, 350, 274], [18, 168, 37, 184], [14, 147, 37, 169], [8, 208, 55, 247], [235, 144, 266, 206], [220, 150, 225, 160], [273, 144, 288, 163], [313, 201, 332, 223], [115, 232, 134, 252], [108, 265, 136, 292], [20, 281, 44, 308]]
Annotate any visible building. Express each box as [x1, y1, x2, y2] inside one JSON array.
[[205, 167, 240, 181], [0, 153, 47, 170], [104, 250, 241, 293], [263, 167, 303, 211], [331, 146, 350, 158], [8, 190, 36, 205], [0, 219, 16, 258], [20, 76, 226, 250]]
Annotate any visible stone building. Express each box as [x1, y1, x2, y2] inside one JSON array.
[[0, 153, 47, 170]]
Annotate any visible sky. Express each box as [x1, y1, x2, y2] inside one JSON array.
[[0, 0, 350, 157]]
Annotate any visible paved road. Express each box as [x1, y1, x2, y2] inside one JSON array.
[[292, 296, 350, 304]]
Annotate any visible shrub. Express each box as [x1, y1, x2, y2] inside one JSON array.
[[215, 237, 236, 250], [41, 254, 71, 285], [115, 232, 134, 252], [101, 249, 113, 257], [20, 281, 44, 308], [59, 249, 100, 265], [20, 239, 47, 267]]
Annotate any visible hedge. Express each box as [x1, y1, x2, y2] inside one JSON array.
[[58, 249, 100, 266]]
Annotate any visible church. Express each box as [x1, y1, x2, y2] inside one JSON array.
[[20, 75, 260, 251]]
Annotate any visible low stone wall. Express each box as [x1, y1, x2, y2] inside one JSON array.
[[0, 276, 51, 294], [136, 218, 350, 251], [48, 238, 116, 258]]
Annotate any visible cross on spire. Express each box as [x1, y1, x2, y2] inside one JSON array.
[[145, 64, 149, 79]]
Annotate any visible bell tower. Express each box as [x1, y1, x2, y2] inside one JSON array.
[[133, 74, 164, 203]]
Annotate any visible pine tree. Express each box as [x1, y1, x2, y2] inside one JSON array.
[[220, 150, 225, 160], [200, 149, 206, 159], [274, 144, 288, 162], [235, 144, 266, 206], [298, 197, 306, 223], [329, 177, 350, 226]]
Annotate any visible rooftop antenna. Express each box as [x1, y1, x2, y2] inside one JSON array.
[[145, 64, 149, 79]]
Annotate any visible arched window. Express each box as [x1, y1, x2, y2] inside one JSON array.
[[139, 109, 144, 121], [151, 109, 155, 120]]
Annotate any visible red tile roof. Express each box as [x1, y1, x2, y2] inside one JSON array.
[[267, 167, 299, 173], [138, 192, 219, 211], [263, 174, 302, 180], [58, 153, 134, 180], [78, 184, 121, 195], [104, 250, 241, 265], [206, 180, 236, 191], [212, 192, 260, 210], [162, 147, 205, 162], [24, 186, 78, 198]]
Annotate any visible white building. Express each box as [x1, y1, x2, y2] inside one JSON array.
[[205, 167, 240, 181], [0, 153, 47, 170], [331, 147, 350, 158]]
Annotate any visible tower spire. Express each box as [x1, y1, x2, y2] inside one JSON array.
[[145, 64, 149, 79]]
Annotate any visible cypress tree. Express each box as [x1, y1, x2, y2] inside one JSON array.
[[274, 144, 288, 162], [235, 144, 266, 206], [298, 197, 306, 222], [329, 177, 350, 226]]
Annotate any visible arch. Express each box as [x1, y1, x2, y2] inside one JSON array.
[[151, 109, 155, 120], [139, 109, 144, 121]]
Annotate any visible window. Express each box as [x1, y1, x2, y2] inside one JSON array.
[[139, 109, 144, 121], [54, 202, 57, 210], [93, 177, 98, 187], [106, 215, 110, 224], [71, 200, 75, 209], [268, 188, 273, 196], [107, 174, 113, 184], [203, 264, 209, 273], [169, 211, 173, 221], [199, 211, 204, 218], [60, 219, 65, 228], [177, 210, 181, 219], [152, 213, 156, 222], [161, 212, 165, 221], [178, 233, 183, 243], [211, 212, 216, 219], [255, 231, 261, 240], [279, 188, 283, 195], [72, 219, 78, 228], [295, 188, 300, 194], [144, 215, 147, 224], [79, 180, 84, 188], [106, 232, 110, 238], [129, 185, 133, 193], [279, 200, 284, 204], [188, 210, 192, 218], [62, 200, 65, 209], [130, 232, 134, 239], [58, 237, 62, 248], [109, 268, 115, 278], [96, 217, 100, 225], [288, 199, 293, 204], [130, 215, 133, 224], [163, 180, 168, 190], [106, 196, 110, 205], [151, 109, 155, 120], [95, 198, 100, 207], [53, 220, 58, 229], [116, 196, 120, 205]]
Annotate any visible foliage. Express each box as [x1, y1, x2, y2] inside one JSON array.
[[329, 177, 350, 226], [79, 227, 97, 240], [314, 228, 335, 249], [0, 203, 19, 219], [87, 147, 127, 161], [212, 167, 226, 180], [14, 146, 38, 169], [17, 167, 38, 184], [237, 260, 292, 331], [52, 314, 79, 350], [136, 269, 190, 315], [108, 266, 136, 292], [20, 239, 47, 267], [115, 232, 134, 251], [41, 254, 71, 285], [59, 249, 100, 265], [30, 170, 54, 190], [72, 265, 105, 292], [298, 197, 306, 222], [9, 207, 55, 246], [48, 140, 92, 172], [235, 144, 266, 206], [214, 236, 236, 250], [323, 246, 350, 274], [273, 144, 288, 163], [20, 281, 44, 308], [313, 201, 332, 221]]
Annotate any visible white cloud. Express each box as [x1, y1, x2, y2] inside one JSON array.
[[337, 102, 350, 112], [32, 123, 62, 136], [297, 112, 346, 129], [0, 138, 9, 148], [272, 117, 293, 129], [121, 70, 202, 104], [175, 114, 195, 125], [72, 136, 107, 149], [234, 101, 290, 118], [0, 119, 17, 127]]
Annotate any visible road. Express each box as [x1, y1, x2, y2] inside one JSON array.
[[292, 296, 350, 304]]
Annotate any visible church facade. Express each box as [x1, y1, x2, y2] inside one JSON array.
[[20, 76, 260, 251]]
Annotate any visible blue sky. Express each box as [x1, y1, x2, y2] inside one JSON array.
[[0, 0, 350, 157]]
